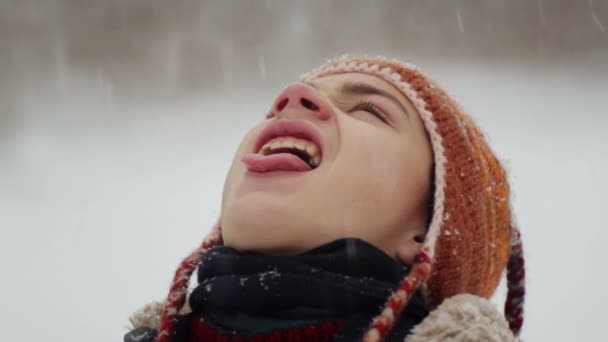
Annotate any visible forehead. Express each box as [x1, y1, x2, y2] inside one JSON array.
[[310, 72, 417, 114]]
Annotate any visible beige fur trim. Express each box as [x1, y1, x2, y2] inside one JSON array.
[[130, 295, 516, 340], [128, 302, 164, 330], [128, 299, 192, 330], [406, 294, 518, 342]]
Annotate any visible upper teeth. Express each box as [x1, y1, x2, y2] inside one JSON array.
[[259, 137, 321, 167]]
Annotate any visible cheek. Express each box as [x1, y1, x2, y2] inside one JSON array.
[[332, 131, 428, 219], [359, 150, 410, 206]]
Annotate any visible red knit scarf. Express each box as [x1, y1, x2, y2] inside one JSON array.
[[190, 316, 346, 342]]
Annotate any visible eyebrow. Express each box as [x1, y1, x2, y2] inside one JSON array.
[[307, 80, 411, 120]]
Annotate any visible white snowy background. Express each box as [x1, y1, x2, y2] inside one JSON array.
[[1, 1, 607, 341]]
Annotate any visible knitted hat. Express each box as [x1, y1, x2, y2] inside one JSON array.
[[155, 56, 526, 342]]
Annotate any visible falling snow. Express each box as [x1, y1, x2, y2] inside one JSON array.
[[258, 55, 267, 80], [443, 212, 451, 221], [590, 0, 606, 32], [537, 0, 548, 28], [455, 9, 465, 33]]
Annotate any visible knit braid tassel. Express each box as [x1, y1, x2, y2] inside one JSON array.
[[505, 228, 525, 336], [363, 249, 433, 342], [156, 233, 221, 342]]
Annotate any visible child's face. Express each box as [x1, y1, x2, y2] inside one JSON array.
[[220, 72, 433, 262]]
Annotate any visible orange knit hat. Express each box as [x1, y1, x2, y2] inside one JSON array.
[[155, 56, 526, 342]]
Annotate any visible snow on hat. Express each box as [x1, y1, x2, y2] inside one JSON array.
[[155, 56, 526, 342]]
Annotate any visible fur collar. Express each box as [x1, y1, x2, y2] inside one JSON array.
[[128, 294, 517, 341]]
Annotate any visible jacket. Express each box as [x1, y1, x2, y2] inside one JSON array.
[[126, 294, 518, 341]]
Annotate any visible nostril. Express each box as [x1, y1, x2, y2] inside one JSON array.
[[276, 98, 289, 111], [300, 98, 319, 111]]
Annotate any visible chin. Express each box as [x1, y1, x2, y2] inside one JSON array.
[[220, 200, 313, 254]]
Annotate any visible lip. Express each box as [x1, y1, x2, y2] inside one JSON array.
[[252, 118, 324, 159]]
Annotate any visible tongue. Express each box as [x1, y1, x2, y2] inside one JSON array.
[[243, 153, 311, 172]]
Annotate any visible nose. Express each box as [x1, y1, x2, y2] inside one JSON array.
[[271, 83, 332, 121]]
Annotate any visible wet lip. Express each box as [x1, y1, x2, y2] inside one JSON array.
[[252, 118, 324, 158]]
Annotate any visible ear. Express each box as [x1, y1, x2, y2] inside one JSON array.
[[396, 225, 426, 264]]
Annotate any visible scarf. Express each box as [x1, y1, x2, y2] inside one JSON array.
[[187, 238, 429, 341]]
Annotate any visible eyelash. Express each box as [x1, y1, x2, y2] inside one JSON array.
[[264, 101, 389, 124], [353, 101, 389, 124]]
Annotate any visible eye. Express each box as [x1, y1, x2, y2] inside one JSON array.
[[352, 101, 389, 124]]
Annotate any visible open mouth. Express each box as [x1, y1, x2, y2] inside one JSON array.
[[258, 137, 320, 169], [243, 119, 324, 173]]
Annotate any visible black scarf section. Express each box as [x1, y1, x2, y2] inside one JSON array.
[[188, 238, 429, 341]]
